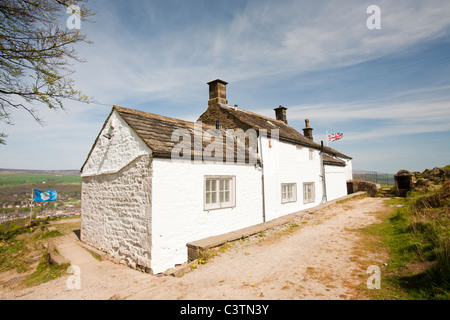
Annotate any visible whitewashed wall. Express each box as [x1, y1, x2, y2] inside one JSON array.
[[81, 155, 153, 271], [260, 136, 324, 222], [81, 111, 153, 271], [324, 164, 348, 201], [344, 159, 353, 180], [81, 110, 151, 177], [150, 159, 263, 273]]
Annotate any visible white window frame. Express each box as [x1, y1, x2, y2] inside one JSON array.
[[303, 182, 315, 204], [281, 183, 297, 204], [204, 176, 236, 211]]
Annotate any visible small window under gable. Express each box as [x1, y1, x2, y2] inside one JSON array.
[[204, 176, 236, 210]]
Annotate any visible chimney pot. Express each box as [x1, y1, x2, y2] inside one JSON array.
[[274, 105, 288, 124], [303, 119, 313, 140]]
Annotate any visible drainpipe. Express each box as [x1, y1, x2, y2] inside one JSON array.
[[320, 141, 327, 204], [259, 134, 266, 223]]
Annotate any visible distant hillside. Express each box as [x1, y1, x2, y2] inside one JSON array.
[[0, 170, 81, 204], [0, 168, 80, 176]]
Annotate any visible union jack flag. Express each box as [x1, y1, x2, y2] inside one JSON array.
[[328, 132, 343, 142]]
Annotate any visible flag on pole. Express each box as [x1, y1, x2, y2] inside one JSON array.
[[328, 132, 343, 143], [33, 189, 57, 202]]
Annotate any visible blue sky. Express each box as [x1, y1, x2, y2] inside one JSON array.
[[1, 0, 450, 173]]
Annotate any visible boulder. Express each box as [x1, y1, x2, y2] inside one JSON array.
[[346, 180, 379, 197], [46, 239, 69, 266]]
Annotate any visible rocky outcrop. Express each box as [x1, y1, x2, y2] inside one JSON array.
[[413, 167, 450, 185]]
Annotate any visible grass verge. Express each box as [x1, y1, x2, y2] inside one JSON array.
[[356, 180, 449, 300], [0, 217, 79, 288]]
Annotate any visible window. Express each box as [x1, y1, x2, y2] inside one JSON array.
[[281, 183, 297, 203], [303, 182, 315, 204], [309, 149, 314, 161], [204, 176, 236, 210]]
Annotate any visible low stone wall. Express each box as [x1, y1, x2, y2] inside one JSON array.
[[347, 180, 379, 197]]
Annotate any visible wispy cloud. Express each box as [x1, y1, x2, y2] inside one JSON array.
[[74, 0, 450, 106], [259, 97, 450, 142], [285, 99, 449, 122], [2, 0, 450, 171]]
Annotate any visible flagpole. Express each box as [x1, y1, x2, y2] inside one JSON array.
[[326, 130, 329, 147], [29, 189, 34, 225]]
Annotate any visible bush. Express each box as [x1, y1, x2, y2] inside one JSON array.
[[413, 181, 450, 209]]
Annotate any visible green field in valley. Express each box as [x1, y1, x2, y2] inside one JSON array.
[[0, 171, 82, 207], [0, 173, 81, 188]]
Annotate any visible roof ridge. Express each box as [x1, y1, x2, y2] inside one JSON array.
[[113, 105, 204, 127], [217, 104, 288, 127], [214, 104, 350, 158]]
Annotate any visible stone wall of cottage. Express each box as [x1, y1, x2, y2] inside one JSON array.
[[81, 155, 153, 272]]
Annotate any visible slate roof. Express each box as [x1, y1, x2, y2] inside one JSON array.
[[81, 103, 351, 172], [115, 106, 197, 156], [197, 103, 351, 163], [322, 154, 346, 167], [80, 106, 260, 172]]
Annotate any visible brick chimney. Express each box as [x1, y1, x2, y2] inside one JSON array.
[[274, 105, 287, 124], [303, 119, 313, 140], [207, 79, 228, 107]]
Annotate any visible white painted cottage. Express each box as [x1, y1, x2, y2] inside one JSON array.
[[80, 79, 352, 274]]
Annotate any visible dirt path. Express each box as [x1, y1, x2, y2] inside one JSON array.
[[0, 196, 388, 300]]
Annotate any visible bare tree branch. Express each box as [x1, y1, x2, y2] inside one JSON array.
[[0, 0, 94, 144]]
